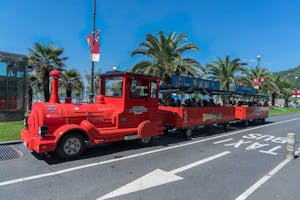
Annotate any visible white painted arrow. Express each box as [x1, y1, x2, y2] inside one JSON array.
[[97, 151, 231, 200]]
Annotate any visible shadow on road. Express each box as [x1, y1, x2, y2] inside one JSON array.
[[33, 120, 273, 164]]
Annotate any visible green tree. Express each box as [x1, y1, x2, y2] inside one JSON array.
[[84, 69, 101, 96], [206, 55, 247, 90], [131, 31, 203, 84], [272, 75, 292, 107], [27, 73, 42, 111], [240, 66, 279, 105], [28, 42, 68, 102], [60, 69, 84, 98]]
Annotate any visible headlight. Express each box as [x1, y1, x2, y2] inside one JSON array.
[[24, 117, 28, 129], [38, 126, 48, 137]]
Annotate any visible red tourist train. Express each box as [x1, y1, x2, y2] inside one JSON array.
[[21, 70, 269, 159]]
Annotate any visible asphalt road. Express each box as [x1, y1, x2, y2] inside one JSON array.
[[0, 113, 300, 200]]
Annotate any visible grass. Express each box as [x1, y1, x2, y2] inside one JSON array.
[[0, 120, 23, 142], [269, 107, 300, 116], [0, 107, 300, 142]]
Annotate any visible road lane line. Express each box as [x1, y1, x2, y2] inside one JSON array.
[[170, 151, 230, 174], [1, 117, 300, 187], [235, 150, 300, 200], [213, 138, 234, 144]]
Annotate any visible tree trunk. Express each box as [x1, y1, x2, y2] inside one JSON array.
[[66, 88, 72, 98], [27, 87, 33, 111], [271, 93, 276, 106], [284, 97, 289, 107], [43, 72, 50, 102]]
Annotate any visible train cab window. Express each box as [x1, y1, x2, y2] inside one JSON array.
[[104, 76, 123, 97], [130, 78, 148, 98], [151, 81, 158, 99]]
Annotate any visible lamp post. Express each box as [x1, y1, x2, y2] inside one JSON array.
[[295, 76, 298, 106], [89, 0, 97, 103], [256, 55, 261, 68]]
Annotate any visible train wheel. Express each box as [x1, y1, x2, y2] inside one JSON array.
[[223, 123, 230, 131], [56, 133, 85, 160], [138, 137, 152, 146], [185, 128, 193, 138]]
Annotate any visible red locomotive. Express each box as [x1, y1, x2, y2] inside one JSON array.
[[21, 70, 268, 159]]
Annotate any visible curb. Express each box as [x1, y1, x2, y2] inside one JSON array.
[[0, 140, 22, 145]]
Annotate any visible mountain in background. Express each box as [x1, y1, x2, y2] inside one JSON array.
[[275, 65, 300, 89]]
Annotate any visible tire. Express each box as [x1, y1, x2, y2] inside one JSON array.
[[244, 120, 249, 127], [261, 118, 265, 124], [56, 132, 85, 160], [138, 137, 153, 146], [185, 128, 193, 138], [223, 123, 230, 131]]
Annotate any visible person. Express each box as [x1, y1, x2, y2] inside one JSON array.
[[191, 98, 198, 107], [184, 99, 192, 107], [167, 98, 175, 106], [158, 98, 164, 106], [175, 99, 181, 107]]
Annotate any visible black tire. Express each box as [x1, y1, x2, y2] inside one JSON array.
[[185, 128, 193, 138], [138, 137, 153, 147], [56, 132, 85, 160], [261, 118, 265, 124], [223, 123, 230, 131], [244, 120, 249, 127]]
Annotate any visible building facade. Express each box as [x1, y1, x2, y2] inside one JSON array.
[[0, 51, 27, 121]]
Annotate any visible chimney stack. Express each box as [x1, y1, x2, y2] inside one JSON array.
[[49, 70, 61, 103]]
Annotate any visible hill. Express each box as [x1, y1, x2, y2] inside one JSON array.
[[275, 65, 300, 89]]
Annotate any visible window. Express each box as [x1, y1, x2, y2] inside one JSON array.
[[151, 81, 158, 99], [130, 78, 148, 98], [104, 76, 123, 97]]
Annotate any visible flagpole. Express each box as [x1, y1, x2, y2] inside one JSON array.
[[89, 0, 96, 103]]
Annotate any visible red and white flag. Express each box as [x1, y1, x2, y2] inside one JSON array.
[[260, 76, 266, 83], [86, 29, 100, 62]]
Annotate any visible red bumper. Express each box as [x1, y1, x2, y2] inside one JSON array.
[[21, 128, 56, 153]]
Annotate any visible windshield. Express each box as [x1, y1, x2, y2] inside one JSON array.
[[104, 76, 123, 97]]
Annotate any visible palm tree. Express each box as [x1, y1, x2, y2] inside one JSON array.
[[84, 69, 101, 96], [271, 75, 292, 107], [206, 55, 247, 90], [241, 66, 279, 99], [28, 42, 68, 102], [131, 31, 203, 84], [27, 73, 41, 111], [60, 69, 84, 98]]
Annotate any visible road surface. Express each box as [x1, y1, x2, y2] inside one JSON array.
[[0, 113, 299, 200]]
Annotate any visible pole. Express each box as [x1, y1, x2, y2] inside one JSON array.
[[286, 133, 296, 160], [89, 0, 96, 103]]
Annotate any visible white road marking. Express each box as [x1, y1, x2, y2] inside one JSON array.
[[97, 151, 230, 200], [259, 146, 282, 155], [225, 140, 252, 148], [235, 150, 300, 200], [213, 138, 234, 144], [0, 117, 299, 187]]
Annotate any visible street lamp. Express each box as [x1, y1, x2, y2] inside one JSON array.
[[295, 76, 298, 106], [256, 55, 261, 68]]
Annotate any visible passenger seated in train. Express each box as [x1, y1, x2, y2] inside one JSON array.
[[183, 99, 192, 107], [175, 99, 181, 107], [191, 98, 198, 107]]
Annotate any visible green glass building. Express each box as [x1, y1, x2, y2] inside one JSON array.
[[0, 51, 27, 121]]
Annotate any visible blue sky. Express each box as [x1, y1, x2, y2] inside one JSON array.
[[1, 0, 300, 77]]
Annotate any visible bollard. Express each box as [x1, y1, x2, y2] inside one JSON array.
[[286, 133, 296, 160]]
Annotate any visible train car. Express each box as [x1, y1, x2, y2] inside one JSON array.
[[233, 86, 269, 125], [158, 76, 237, 137], [159, 106, 235, 137], [21, 70, 163, 159]]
